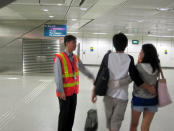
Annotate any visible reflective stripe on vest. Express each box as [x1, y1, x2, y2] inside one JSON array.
[[59, 53, 79, 78], [63, 81, 79, 88], [62, 72, 79, 77], [59, 53, 69, 74], [55, 52, 79, 89]]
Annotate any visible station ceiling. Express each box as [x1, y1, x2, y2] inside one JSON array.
[[0, 0, 174, 36]]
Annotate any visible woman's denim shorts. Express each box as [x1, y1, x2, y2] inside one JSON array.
[[131, 104, 158, 112]]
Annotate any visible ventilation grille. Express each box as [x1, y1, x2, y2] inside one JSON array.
[[23, 39, 64, 74]]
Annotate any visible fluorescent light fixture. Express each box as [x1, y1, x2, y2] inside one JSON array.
[[67, 32, 79, 34], [137, 20, 144, 22], [71, 19, 77, 21], [43, 9, 48, 12], [148, 35, 174, 38], [92, 33, 107, 35], [156, 8, 170, 11], [125, 33, 134, 36], [57, 3, 63, 6], [7, 78, 19, 80], [49, 16, 54, 18], [80, 8, 87, 11], [167, 29, 173, 31]]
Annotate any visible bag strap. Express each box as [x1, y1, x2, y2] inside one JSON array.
[[104, 50, 111, 66], [94, 50, 111, 86]]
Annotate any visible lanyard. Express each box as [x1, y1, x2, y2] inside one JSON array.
[[64, 52, 76, 79]]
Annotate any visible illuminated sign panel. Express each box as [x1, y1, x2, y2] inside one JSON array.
[[44, 24, 67, 37], [132, 40, 139, 44]]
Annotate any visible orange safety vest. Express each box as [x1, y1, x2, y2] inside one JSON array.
[[54, 52, 79, 97]]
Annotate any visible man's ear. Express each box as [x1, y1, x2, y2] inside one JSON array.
[[65, 42, 68, 47]]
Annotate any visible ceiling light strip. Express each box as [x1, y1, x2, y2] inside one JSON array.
[[148, 35, 174, 38], [92, 33, 107, 35], [67, 32, 79, 34]]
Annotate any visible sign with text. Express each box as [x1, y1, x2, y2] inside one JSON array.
[[132, 40, 139, 44], [44, 24, 67, 37]]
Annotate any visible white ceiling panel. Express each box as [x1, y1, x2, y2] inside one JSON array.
[[67, 0, 98, 7], [13, 0, 39, 4], [0, 0, 174, 36], [70, 0, 81, 7], [67, 19, 92, 30], [13, 0, 66, 5], [0, 4, 68, 20], [79, 0, 98, 9], [81, 0, 127, 19], [113, 8, 157, 17], [40, 0, 65, 5], [66, 7, 86, 19], [79, 0, 174, 36], [126, 0, 174, 9], [0, 7, 24, 19]]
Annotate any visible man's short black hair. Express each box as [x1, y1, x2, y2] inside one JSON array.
[[113, 33, 128, 51], [64, 35, 76, 46]]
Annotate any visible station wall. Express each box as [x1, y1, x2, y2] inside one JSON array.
[[78, 34, 174, 67]]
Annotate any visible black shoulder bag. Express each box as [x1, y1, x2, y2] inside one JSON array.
[[94, 51, 111, 96]]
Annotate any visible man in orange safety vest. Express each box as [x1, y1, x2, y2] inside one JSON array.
[[54, 35, 95, 131]]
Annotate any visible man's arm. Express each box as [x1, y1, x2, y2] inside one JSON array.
[[128, 55, 156, 95], [128, 55, 144, 86], [54, 57, 66, 100], [78, 59, 95, 80], [119, 76, 132, 86]]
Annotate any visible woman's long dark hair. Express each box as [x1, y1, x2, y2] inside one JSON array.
[[141, 44, 160, 73]]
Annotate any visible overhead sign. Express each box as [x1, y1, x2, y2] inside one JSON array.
[[44, 24, 67, 37], [132, 40, 139, 44]]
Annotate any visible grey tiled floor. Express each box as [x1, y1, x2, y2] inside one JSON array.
[[0, 67, 173, 131]]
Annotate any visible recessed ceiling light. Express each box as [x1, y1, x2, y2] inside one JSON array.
[[43, 9, 48, 12], [49, 16, 54, 18], [80, 8, 87, 11], [71, 19, 77, 21]]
